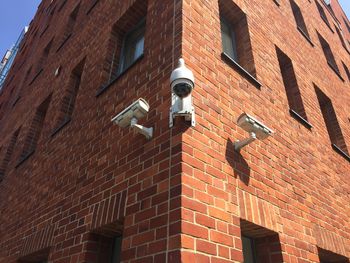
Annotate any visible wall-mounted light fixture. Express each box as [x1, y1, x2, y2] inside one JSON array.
[[112, 98, 153, 140], [234, 113, 274, 151]]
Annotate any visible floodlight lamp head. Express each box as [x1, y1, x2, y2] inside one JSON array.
[[111, 98, 153, 139], [234, 113, 274, 151]]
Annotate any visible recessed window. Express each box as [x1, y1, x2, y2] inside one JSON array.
[[315, 85, 350, 161], [342, 62, 350, 81], [52, 59, 85, 136], [37, 39, 53, 72], [29, 39, 53, 85], [241, 220, 283, 263], [40, 6, 55, 37], [17, 248, 50, 263], [290, 0, 312, 43], [318, 247, 349, 263], [87, 232, 122, 263], [58, 0, 67, 12], [221, 17, 238, 62], [86, 0, 100, 15], [96, 0, 148, 96], [118, 20, 145, 74], [57, 3, 80, 52], [318, 33, 343, 80], [335, 25, 348, 51], [343, 17, 350, 33], [273, 0, 281, 6], [0, 128, 20, 179], [276, 46, 311, 128], [315, 1, 333, 31], [242, 236, 256, 263], [219, 0, 260, 87], [17, 95, 51, 166]]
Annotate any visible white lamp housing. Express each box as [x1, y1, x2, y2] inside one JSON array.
[[111, 98, 153, 140], [169, 58, 195, 127], [234, 113, 274, 151]]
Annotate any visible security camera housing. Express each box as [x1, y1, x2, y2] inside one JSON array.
[[234, 113, 273, 151], [237, 113, 274, 139], [170, 58, 195, 127], [112, 98, 153, 139], [170, 59, 194, 98]]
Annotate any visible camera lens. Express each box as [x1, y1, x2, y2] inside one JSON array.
[[173, 83, 192, 98]]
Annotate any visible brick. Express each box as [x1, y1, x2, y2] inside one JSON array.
[[0, 0, 349, 262]]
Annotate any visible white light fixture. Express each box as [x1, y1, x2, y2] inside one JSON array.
[[111, 98, 153, 140], [234, 113, 274, 151], [169, 58, 195, 127]]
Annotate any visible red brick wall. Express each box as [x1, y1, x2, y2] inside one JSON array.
[[0, 0, 349, 262], [180, 0, 350, 261]]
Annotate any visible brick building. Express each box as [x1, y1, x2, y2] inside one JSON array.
[[0, 0, 349, 262]]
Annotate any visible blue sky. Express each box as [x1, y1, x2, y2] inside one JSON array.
[[339, 0, 350, 20], [0, 0, 41, 58], [0, 0, 350, 59]]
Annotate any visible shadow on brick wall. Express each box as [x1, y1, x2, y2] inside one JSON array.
[[226, 138, 250, 185]]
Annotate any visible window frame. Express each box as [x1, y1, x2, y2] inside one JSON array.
[[118, 18, 146, 75], [242, 235, 257, 263], [220, 16, 238, 62], [110, 235, 123, 263]]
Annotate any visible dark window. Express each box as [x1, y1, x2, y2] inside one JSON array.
[[221, 17, 238, 62], [290, 0, 312, 41], [96, 0, 148, 96], [276, 47, 311, 128], [315, 86, 349, 159], [318, 33, 342, 78], [316, 1, 332, 31], [111, 236, 122, 263], [219, 0, 259, 87], [343, 17, 350, 33], [24, 66, 33, 85], [17, 248, 50, 263], [335, 25, 348, 51], [18, 95, 51, 164], [86, 0, 100, 15], [342, 62, 350, 81], [58, 0, 68, 12], [87, 233, 122, 263], [66, 4, 80, 38], [40, 6, 55, 37], [241, 220, 283, 263], [242, 236, 256, 263], [52, 59, 85, 135], [273, 0, 281, 6], [37, 39, 53, 72], [119, 20, 145, 74], [0, 128, 20, 179], [57, 3, 80, 51], [326, 1, 336, 17], [318, 247, 349, 263]]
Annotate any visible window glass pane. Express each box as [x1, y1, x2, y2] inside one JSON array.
[[221, 19, 237, 61], [119, 21, 145, 73], [111, 235, 122, 263], [242, 236, 255, 263], [134, 36, 144, 60]]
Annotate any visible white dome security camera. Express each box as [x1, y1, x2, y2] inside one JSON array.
[[170, 58, 195, 98], [169, 58, 196, 127]]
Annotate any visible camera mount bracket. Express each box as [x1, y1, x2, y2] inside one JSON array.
[[130, 117, 153, 140], [234, 132, 257, 151], [169, 94, 195, 127]]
